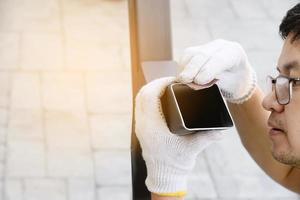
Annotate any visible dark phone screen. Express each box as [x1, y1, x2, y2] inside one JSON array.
[[172, 84, 233, 129]]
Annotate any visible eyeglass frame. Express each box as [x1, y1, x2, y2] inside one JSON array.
[[267, 74, 300, 105]]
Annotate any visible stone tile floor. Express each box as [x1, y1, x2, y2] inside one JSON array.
[[0, 0, 299, 199]]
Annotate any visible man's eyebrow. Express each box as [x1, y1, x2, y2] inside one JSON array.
[[277, 61, 300, 73]]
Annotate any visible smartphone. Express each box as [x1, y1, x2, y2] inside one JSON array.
[[161, 83, 234, 135]]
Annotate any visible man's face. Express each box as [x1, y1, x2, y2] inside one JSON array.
[[262, 34, 300, 167]]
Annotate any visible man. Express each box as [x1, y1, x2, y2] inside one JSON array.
[[135, 3, 300, 200]]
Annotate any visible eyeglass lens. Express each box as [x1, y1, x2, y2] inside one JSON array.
[[275, 76, 290, 105]]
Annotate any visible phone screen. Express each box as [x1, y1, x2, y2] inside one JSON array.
[[172, 84, 233, 129]]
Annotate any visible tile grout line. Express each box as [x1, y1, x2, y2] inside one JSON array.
[[39, 72, 49, 178], [2, 71, 14, 200], [202, 151, 220, 199], [182, 0, 192, 18], [21, 178, 25, 200], [226, 0, 240, 19], [65, 178, 70, 200], [17, 32, 22, 71], [259, 0, 273, 21], [83, 72, 98, 200], [58, 0, 67, 71]]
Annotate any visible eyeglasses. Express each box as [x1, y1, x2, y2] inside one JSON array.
[[266, 75, 300, 105]]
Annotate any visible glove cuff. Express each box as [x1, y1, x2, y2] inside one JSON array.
[[145, 159, 189, 196], [225, 66, 257, 104]]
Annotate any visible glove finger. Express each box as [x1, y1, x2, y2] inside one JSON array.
[[178, 48, 196, 69], [135, 77, 175, 131], [135, 77, 175, 116], [179, 39, 234, 68], [184, 39, 228, 55], [215, 71, 236, 94], [177, 39, 234, 84], [193, 63, 217, 85], [193, 48, 237, 85], [184, 131, 225, 154], [178, 42, 214, 68], [177, 54, 210, 84], [193, 130, 225, 143], [137, 76, 176, 101]]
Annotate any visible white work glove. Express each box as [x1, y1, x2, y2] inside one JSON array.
[[177, 39, 257, 104], [135, 77, 224, 197]]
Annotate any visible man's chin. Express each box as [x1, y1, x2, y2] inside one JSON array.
[[271, 148, 300, 167], [269, 134, 291, 160]]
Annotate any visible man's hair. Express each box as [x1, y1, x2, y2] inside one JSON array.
[[279, 3, 300, 42]]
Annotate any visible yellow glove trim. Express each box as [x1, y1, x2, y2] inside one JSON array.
[[155, 191, 187, 197]]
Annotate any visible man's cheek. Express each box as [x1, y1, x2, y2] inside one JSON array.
[[289, 128, 300, 147], [284, 125, 300, 152]]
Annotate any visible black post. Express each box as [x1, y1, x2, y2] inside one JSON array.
[[128, 0, 172, 199]]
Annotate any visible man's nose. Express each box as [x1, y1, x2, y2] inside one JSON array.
[[262, 90, 284, 112]]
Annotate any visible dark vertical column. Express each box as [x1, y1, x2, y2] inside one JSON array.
[[128, 0, 172, 199]]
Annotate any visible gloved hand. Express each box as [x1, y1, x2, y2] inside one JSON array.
[[177, 39, 257, 104], [135, 77, 224, 197]]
